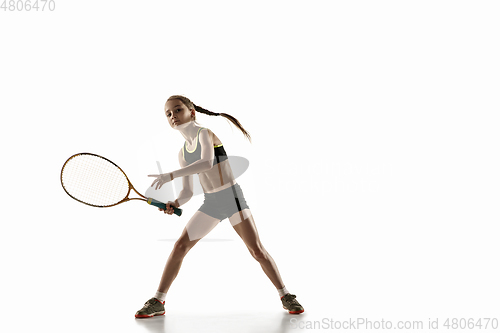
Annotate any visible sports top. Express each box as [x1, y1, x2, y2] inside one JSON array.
[[183, 127, 228, 166]]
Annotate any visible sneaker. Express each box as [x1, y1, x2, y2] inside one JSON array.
[[281, 293, 304, 314], [135, 298, 165, 318]]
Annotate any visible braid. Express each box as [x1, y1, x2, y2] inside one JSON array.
[[192, 104, 220, 117], [167, 95, 251, 143]]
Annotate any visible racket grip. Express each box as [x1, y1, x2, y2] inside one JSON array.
[[147, 198, 183, 216]]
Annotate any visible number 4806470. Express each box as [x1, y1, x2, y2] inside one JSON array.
[[1, 0, 56, 11]]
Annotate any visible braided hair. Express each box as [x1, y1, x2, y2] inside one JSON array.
[[167, 95, 252, 143]]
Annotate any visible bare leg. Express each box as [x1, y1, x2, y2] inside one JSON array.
[[230, 210, 285, 290], [157, 211, 220, 294]]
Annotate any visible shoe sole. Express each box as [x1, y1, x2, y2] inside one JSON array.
[[283, 306, 304, 314], [135, 311, 165, 318]]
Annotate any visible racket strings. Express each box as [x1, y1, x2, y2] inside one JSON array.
[[61, 154, 130, 207]]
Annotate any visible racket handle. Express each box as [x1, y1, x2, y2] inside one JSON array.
[[147, 198, 183, 216]]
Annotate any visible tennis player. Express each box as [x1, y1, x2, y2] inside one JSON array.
[[135, 95, 304, 318]]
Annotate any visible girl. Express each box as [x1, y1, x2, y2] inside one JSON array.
[[135, 95, 304, 318]]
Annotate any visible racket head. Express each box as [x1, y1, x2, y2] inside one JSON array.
[[60, 153, 133, 207]]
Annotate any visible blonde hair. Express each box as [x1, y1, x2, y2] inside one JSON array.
[[167, 95, 251, 143]]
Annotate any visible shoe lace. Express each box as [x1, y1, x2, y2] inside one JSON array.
[[284, 294, 300, 305], [143, 299, 158, 309]]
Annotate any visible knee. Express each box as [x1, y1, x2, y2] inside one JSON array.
[[249, 245, 268, 261], [173, 241, 191, 257]]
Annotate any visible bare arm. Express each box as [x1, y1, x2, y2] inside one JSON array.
[[173, 148, 194, 207], [171, 129, 214, 179], [149, 129, 214, 191]]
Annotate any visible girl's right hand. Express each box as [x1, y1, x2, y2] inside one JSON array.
[[159, 201, 178, 215]]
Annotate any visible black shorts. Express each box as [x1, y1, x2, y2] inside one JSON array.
[[198, 183, 250, 221]]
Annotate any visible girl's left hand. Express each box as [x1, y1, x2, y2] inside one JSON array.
[[148, 173, 172, 190]]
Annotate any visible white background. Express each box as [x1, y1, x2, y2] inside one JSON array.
[[1, 1, 499, 332]]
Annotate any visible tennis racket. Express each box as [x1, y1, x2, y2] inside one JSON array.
[[60, 153, 182, 216]]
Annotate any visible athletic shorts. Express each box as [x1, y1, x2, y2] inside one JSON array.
[[198, 183, 250, 221]]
